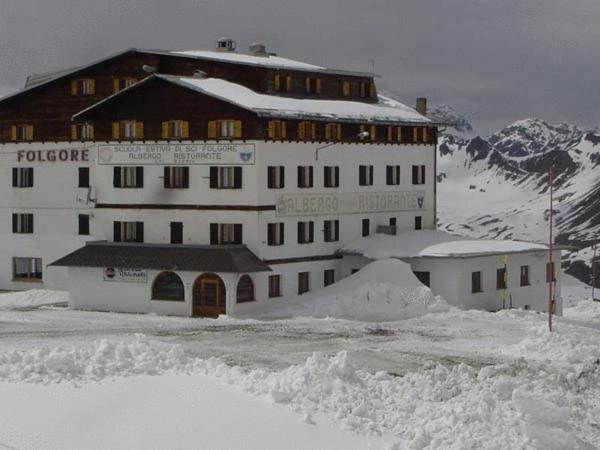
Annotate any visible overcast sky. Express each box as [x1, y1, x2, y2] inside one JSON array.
[[1, 0, 598, 135]]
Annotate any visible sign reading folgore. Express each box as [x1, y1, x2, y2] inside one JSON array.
[[98, 143, 255, 165], [276, 191, 427, 216]]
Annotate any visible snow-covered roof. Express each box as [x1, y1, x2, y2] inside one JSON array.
[[171, 50, 325, 71], [157, 75, 430, 124], [342, 230, 549, 259]]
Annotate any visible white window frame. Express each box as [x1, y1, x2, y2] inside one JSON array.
[[218, 167, 236, 188], [121, 121, 137, 139]]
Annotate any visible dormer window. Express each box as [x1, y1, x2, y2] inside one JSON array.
[[71, 79, 95, 95]]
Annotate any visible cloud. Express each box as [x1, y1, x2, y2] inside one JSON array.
[[0, 0, 598, 134]]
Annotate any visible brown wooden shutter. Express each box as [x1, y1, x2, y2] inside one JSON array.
[[308, 221, 314, 242], [423, 127, 429, 143], [336, 124, 341, 140], [112, 122, 120, 140], [274, 75, 281, 91], [342, 81, 350, 97], [26, 125, 33, 141], [316, 79, 322, 94], [388, 126, 393, 142], [209, 167, 218, 188], [89, 80, 96, 95], [113, 222, 121, 242], [136, 166, 144, 187], [161, 121, 169, 139], [234, 224, 243, 244], [325, 124, 331, 141], [135, 222, 144, 243], [71, 125, 78, 140], [12, 168, 18, 187], [234, 167, 242, 189], [369, 82, 376, 98], [370, 125, 376, 141], [10, 126, 16, 141], [286, 76, 292, 91], [182, 121, 189, 138], [135, 122, 144, 139], [298, 122, 305, 140], [268, 121, 275, 139], [182, 167, 189, 188], [305, 77, 311, 93], [163, 167, 171, 188], [334, 166, 339, 187], [210, 224, 219, 244], [207, 121, 217, 139], [397, 126, 402, 142], [311, 123, 316, 140], [113, 79, 120, 94], [234, 120, 242, 138], [88, 124, 94, 140], [413, 127, 418, 142], [71, 80, 78, 95]]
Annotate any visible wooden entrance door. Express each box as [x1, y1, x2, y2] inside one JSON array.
[[192, 274, 226, 317]]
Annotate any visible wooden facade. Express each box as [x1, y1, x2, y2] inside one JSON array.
[[0, 49, 381, 143]]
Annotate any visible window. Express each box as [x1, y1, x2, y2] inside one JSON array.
[[389, 218, 397, 228], [359, 81, 375, 98], [164, 167, 189, 189], [546, 262, 556, 283], [113, 77, 137, 93], [324, 269, 335, 287], [342, 81, 351, 97], [78, 167, 90, 188], [386, 165, 401, 185], [298, 121, 316, 140], [305, 77, 321, 94], [78, 214, 90, 236], [210, 166, 242, 189], [12, 168, 33, 188], [268, 223, 284, 246], [113, 167, 143, 188], [520, 265, 530, 286], [274, 74, 292, 93], [412, 165, 426, 185], [362, 218, 370, 237], [497, 268, 507, 290], [325, 123, 341, 141], [11, 125, 33, 142], [472, 271, 482, 293], [297, 221, 314, 244], [12, 213, 33, 234], [359, 165, 374, 186], [210, 223, 243, 245], [267, 120, 287, 140], [415, 216, 422, 230], [359, 125, 376, 141], [71, 79, 95, 95], [207, 120, 242, 139], [161, 120, 189, 139], [298, 272, 310, 294], [112, 120, 143, 139], [170, 222, 183, 244], [269, 275, 282, 298], [152, 271, 184, 301], [71, 123, 94, 140], [236, 275, 255, 303], [267, 166, 285, 189], [412, 127, 430, 143], [323, 220, 339, 242], [324, 166, 339, 188], [12, 257, 42, 281], [414, 271, 431, 287], [113, 221, 144, 243], [297, 166, 314, 188]]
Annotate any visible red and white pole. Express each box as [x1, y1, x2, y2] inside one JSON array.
[[548, 166, 554, 332], [593, 243, 598, 302]]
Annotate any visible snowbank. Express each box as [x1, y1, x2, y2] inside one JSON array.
[[0, 289, 67, 310], [234, 259, 446, 321], [1, 338, 597, 448]]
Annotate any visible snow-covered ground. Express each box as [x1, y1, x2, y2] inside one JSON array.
[[1, 285, 599, 449]]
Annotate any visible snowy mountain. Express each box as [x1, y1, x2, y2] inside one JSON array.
[[435, 108, 600, 284]]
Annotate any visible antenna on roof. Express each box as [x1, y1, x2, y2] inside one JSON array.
[[368, 58, 376, 75]]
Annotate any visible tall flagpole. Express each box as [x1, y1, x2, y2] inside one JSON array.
[[548, 166, 554, 332]]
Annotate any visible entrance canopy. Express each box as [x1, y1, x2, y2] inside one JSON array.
[[50, 241, 271, 273]]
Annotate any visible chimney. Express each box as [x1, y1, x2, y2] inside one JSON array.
[[249, 42, 267, 56], [416, 97, 427, 115], [216, 38, 236, 52]]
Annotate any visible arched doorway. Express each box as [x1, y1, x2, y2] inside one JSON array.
[[192, 273, 226, 317], [236, 275, 255, 303]]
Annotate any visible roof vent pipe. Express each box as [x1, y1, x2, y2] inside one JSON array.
[[249, 42, 267, 56], [416, 97, 427, 115]]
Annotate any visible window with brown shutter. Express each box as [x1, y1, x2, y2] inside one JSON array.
[[12, 125, 33, 142], [210, 166, 242, 189], [472, 271, 482, 293], [412, 165, 426, 185], [298, 121, 316, 140], [12, 213, 34, 234], [325, 123, 341, 141], [210, 223, 243, 245], [12, 168, 34, 188], [268, 120, 286, 140], [71, 79, 95, 95], [359, 165, 374, 186], [113, 221, 144, 243], [162, 121, 189, 139], [164, 167, 189, 189], [71, 123, 94, 140], [113, 78, 137, 93], [305, 77, 320, 94], [298, 272, 310, 294], [323, 220, 339, 242], [208, 120, 242, 139]]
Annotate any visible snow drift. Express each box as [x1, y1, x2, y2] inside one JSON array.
[[234, 259, 446, 321], [0, 289, 68, 310]]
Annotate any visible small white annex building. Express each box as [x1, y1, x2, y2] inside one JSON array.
[[341, 230, 563, 315]]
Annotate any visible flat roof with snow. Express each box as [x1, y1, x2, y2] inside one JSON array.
[[341, 230, 550, 260]]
